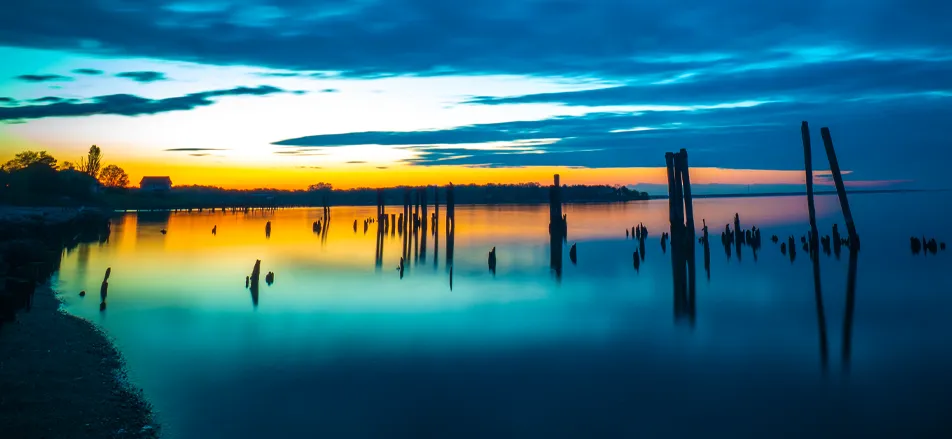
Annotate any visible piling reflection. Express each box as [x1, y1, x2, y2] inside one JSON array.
[[811, 232, 829, 372], [445, 214, 455, 272], [374, 217, 384, 272], [550, 226, 562, 279], [842, 248, 858, 373]]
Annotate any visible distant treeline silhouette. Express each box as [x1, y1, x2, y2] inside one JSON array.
[[1, 147, 647, 209], [1, 147, 129, 207], [105, 182, 648, 210]]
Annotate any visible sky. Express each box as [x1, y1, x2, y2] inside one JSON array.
[[0, 0, 949, 192]]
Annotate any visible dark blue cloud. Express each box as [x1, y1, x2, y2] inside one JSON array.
[[0, 85, 293, 121], [467, 58, 952, 107], [273, 94, 952, 187], [0, 97, 16, 104], [115, 71, 167, 83], [0, 1, 948, 78], [72, 68, 104, 75], [15, 74, 72, 83], [29, 96, 79, 104]]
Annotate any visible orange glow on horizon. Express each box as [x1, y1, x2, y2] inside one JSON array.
[[118, 162, 833, 191]]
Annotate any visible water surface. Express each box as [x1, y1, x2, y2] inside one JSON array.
[[55, 193, 952, 438]]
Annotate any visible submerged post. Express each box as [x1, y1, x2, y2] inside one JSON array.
[[820, 127, 859, 251]]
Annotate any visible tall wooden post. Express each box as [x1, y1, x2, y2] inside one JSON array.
[[678, 150, 696, 327], [433, 185, 440, 229], [802, 122, 820, 257], [820, 127, 859, 251], [446, 183, 455, 230], [803, 122, 828, 371], [664, 153, 678, 227], [678, 149, 695, 239], [550, 174, 562, 237], [421, 186, 428, 230]]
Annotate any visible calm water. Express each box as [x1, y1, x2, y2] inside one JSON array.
[[55, 193, 952, 438]]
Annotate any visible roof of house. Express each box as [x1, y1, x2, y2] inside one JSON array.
[[140, 176, 172, 186]]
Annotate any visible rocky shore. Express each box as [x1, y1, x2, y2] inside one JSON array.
[[0, 206, 159, 438]]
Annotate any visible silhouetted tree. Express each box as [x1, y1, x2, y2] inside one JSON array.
[[60, 161, 76, 170], [307, 182, 333, 191], [2, 150, 57, 171], [78, 145, 102, 179], [99, 164, 129, 188]]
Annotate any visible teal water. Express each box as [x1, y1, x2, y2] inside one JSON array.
[[55, 193, 952, 438]]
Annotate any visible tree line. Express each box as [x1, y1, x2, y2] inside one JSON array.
[[1, 147, 648, 209], [108, 181, 649, 210], [0, 146, 130, 206]]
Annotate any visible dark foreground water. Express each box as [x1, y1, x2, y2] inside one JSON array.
[[55, 193, 952, 438]]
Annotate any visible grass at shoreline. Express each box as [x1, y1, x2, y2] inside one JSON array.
[[0, 282, 159, 439]]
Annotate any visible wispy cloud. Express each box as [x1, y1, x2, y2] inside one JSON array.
[[15, 74, 72, 83], [0, 85, 295, 121], [71, 68, 103, 75], [115, 71, 167, 83], [29, 96, 78, 104], [164, 148, 229, 152]]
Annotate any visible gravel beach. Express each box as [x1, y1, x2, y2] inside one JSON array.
[[0, 282, 159, 439]]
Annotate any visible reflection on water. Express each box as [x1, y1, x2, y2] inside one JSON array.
[[53, 193, 952, 439]]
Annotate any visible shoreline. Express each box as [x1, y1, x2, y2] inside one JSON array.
[[0, 205, 158, 438], [0, 282, 159, 438]]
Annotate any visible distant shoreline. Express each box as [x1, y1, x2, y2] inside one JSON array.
[[645, 188, 938, 200], [108, 188, 939, 212]]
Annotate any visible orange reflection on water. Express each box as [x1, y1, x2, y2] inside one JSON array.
[[95, 196, 833, 261]]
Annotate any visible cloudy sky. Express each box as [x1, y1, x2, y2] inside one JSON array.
[[0, 0, 949, 191]]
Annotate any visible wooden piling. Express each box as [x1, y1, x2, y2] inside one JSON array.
[[677, 150, 696, 327], [803, 121, 828, 370], [664, 153, 678, 228], [421, 187, 428, 230], [433, 185, 440, 226], [549, 174, 563, 238], [678, 149, 696, 239], [820, 127, 859, 251], [802, 122, 820, 258], [446, 183, 455, 230]]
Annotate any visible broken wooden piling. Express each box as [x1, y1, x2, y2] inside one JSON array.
[[445, 183, 455, 230], [666, 150, 695, 325], [820, 127, 859, 251], [803, 121, 828, 371], [549, 174, 565, 278]]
